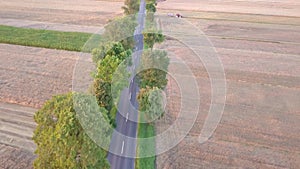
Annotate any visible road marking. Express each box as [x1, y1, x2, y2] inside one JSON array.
[[121, 140, 125, 154], [126, 113, 129, 122]]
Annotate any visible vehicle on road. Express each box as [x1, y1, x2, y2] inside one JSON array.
[[167, 13, 183, 18]]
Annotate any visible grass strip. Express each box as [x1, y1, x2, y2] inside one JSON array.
[[135, 114, 156, 169], [0, 25, 101, 52]]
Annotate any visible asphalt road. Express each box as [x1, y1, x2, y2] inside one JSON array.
[[107, 0, 146, 169]]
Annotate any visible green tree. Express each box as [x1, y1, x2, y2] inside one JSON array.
[[146, 0, 156, 3], [137, 87, 164, 124], [103, 17, 137, 50], [93, 42, 131, 123], [122, 0, 140, 15], [146, 3, 156, 13], [137, 50, 169, 89], [93, 79, 113, 112], [33, 93, 110, 169], [92, 42, 132, 64], [143, 30, 165, 49]]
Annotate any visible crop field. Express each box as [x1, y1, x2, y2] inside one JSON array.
[[0, 0, 124, 27], [154, 0, 300, 168], [157, 0, 300, 17], [0, 44, 91, 108]]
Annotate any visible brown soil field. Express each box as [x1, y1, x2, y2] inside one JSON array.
[[0, 44, 92, 108], [0, 0, 124, 26], [0, 44, 94, 168], [157, 0, 300, 17], [0, 144, 35, 169], [0, 102, 36, 169], [154, 2, 300, 168]]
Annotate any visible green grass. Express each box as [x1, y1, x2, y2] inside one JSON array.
[[135, 114, 156, 169], [0, 25, 101, 52]]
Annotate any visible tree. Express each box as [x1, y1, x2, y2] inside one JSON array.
[[103, 16, 137, 50], [146, 3, 156, 13], [93, 61, 129, 122], [122, 0, 140, 15], [93, 79, 113, 112], [33, 93, 110, 169], [137, 87, 164, 124], [137, 50, 169, 89], [93, 42, 131, 124], [143, 0, 164, 49], [94, 56, 130, 114], [92, 42, 132, 64], [146, 0, 157, 4], [143, 30, 165, 49]]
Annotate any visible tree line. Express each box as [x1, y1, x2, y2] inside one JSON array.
[[32, 1, 149, 168]]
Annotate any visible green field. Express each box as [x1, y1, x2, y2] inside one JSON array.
[[0, 25, 100, 52]]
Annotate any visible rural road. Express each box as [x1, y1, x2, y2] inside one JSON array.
[[107, 0, 146, 169]]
